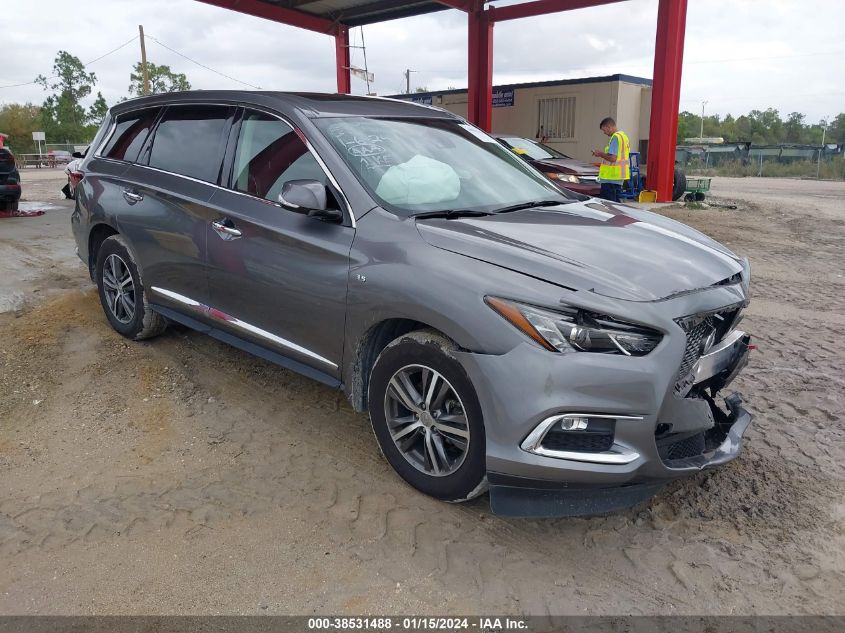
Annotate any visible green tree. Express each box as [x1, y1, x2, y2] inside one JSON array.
[[88, 92, 109, 126], [0, 103, 42, 154], [35, 51, 98, 143], [826, 113, 845, 144], [128, 61, 191, 96], [784, 112, 805, 143]]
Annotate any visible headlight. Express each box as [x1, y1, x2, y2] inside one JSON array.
[[548, 173, 580, 184], [485, 296, 662, 356], [740, 256, 751, 293]]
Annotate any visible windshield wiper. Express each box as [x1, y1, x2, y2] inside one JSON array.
[[412, 209, 493, 220], [491, 200, 567, 214]]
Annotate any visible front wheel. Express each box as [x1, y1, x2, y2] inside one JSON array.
[[368, 331, 487, 502]]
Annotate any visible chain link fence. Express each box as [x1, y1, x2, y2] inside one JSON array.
[[677, 144, 845, 180]]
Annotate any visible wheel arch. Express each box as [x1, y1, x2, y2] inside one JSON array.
[[87, 222, 120, 280], [347, 318, 462, 413]]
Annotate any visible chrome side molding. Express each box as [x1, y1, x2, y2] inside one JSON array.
[[150, 286, 337, 369]]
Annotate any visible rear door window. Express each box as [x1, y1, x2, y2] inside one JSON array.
[[231, 110, 327, 202], [147, 105, 233, 182], [101, 108, 160, 162]]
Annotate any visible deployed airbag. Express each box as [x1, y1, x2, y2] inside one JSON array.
[[375, 154, 460, 206]]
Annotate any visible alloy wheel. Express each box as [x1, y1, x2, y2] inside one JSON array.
[[102, 253, 136, 324], [383, 364, 470, 477]]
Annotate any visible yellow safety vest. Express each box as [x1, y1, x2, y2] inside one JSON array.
[[598, 130, 630, 181]]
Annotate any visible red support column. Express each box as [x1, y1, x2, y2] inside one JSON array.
[[467, 4, 493, 130], [646, 0, 687, 201], [335, 24, 351, 94]]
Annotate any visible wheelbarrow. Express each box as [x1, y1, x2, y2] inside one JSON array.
[[684, 176, 711, 202]]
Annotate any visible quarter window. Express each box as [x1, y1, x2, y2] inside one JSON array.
[[101, 109, 159, 162], [147, 105, 232, 182], [232, 110, 327, 203]]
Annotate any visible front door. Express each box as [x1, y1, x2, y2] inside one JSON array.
[[204, 109, 354, 378]]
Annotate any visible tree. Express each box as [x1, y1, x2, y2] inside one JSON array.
[[88, 92, 109, 126], [827, 113, 845, 144], [35, 51, 98, 143], [0, 103, 42, 154], [784, 112, 805, 143], [128, 61, 191, 96]]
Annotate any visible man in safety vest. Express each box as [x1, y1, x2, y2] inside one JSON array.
[[591, 117, 630, 202]]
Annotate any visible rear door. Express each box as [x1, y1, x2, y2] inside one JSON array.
[[119, 104, 235, 310], [204, 108, 355, 378]]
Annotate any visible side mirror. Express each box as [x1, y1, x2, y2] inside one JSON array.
[[278, 179, 343, 223], [72, 151, 85, 159]]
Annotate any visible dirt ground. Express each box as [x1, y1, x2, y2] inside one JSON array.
[[0, 169, 843, 615]]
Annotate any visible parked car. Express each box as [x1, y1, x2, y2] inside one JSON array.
[[63, 149, 87, 200], [72, 92, 753, 517], [495, 135, 601, 197], [47, 149, 73, 166], [0, 148, 22, 211]]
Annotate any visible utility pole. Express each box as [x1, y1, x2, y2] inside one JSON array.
[[817, 117, 828, 180], [404, 69, 417, 94], [139, 25, 150, 96], [360, 27, 371, 95], [700, 100, 708, 140]]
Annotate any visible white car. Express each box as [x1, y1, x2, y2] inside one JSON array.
[[63, 157, 84, 199]]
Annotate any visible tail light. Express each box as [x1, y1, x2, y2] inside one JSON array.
[[70, 170, 85, 187]]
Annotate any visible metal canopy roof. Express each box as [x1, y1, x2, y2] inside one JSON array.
[[246, 0, 453, 27]]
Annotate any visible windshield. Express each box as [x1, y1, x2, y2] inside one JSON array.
[[315, 117, 566, 214], [498, 136, 570, 160]]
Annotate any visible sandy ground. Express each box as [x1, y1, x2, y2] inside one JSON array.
[[0, 169, 843, 615]]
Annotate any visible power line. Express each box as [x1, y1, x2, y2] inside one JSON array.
[[0, 35, 139, 89], [145, 34, 262, 90]]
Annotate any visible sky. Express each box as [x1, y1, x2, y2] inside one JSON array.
[[3, 0, 843, 124]]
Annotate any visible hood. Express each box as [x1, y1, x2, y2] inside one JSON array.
[[533, 158, 598, 176], [415, 201, 744, 302]]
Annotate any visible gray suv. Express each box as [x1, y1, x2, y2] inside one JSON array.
[[71, 92, 753, 518]]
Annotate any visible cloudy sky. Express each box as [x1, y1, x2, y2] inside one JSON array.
[[3, 0, 843, 123]]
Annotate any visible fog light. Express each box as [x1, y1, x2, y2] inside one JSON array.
[[559, 416, 588, 431]]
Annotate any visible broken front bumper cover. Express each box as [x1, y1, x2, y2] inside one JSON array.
[[487, 332, 754, 519], [489, 395, 751, 518]]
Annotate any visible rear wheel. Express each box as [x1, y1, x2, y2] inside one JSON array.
[[95, 235, 166, 340], [672, 168, 687, 201], [368, 331, 486, 502]]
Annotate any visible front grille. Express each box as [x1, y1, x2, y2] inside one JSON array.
[[676, 315, 716, 381], [674, 305, 743, 394], [541, 431, 614, 453]]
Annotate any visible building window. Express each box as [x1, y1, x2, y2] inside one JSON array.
[[537, 97, 576, 140]]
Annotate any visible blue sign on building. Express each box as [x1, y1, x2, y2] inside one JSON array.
[[410, 95, 433, 105], [492, 89, 514, 108]]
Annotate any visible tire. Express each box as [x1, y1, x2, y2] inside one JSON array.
[[368, 330, 487, 502], [95, 235, 167, 340], [672, 168, 687, 201]]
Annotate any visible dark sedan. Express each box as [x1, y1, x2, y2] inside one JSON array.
[[496, 135, 600, 197]]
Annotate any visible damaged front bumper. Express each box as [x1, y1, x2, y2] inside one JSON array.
[[457, 320, 754, 518]]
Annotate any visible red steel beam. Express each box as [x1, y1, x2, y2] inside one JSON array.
[[335, 24, 351, 94], [489, 0, 627, 22], [646, 0, 687, 201], [196, 0, 338, 35], [467, 4, 494, 131]]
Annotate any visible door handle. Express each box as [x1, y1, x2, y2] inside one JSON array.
[[122, 188, 143, 203], [211, 218, 242, 240]]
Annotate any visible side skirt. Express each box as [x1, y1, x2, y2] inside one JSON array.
[[150, 303, 342, 390]]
